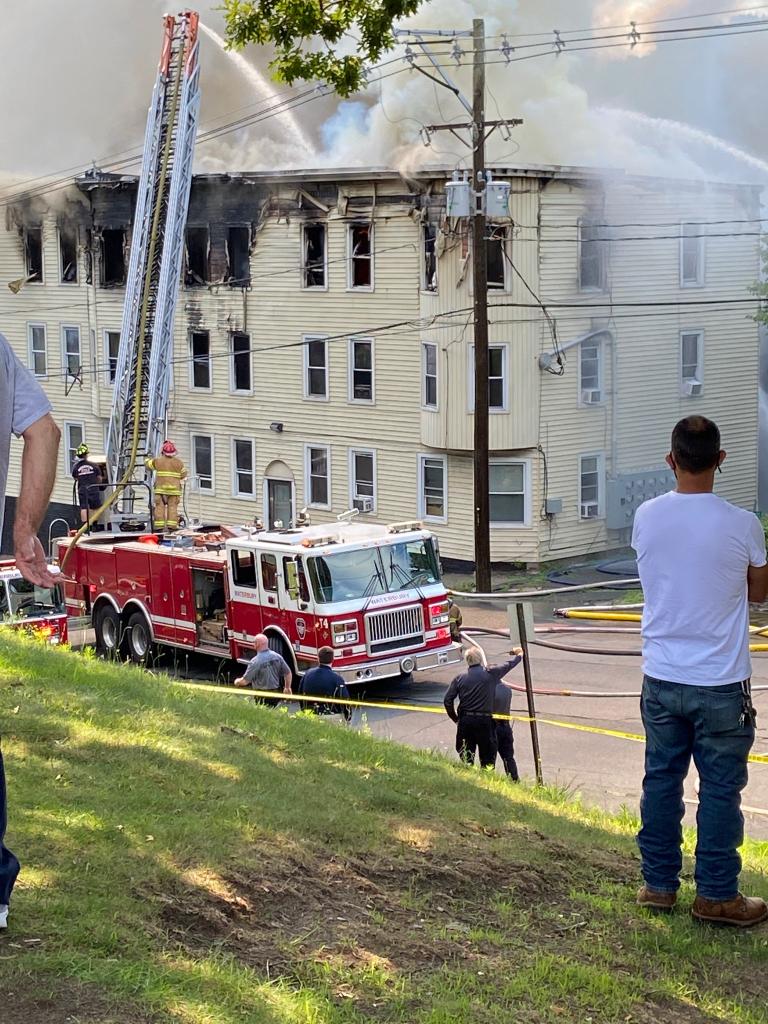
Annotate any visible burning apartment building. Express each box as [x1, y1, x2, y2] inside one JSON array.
[[0, 163, 761, 566]]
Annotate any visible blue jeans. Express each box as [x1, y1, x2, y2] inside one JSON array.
[[0, 746, 20, 906], [639, 676, 754, 901]]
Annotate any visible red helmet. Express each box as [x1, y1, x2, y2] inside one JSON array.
[[161, 440, 177, 456]]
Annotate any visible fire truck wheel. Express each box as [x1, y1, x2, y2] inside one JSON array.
[[267, 633, 297, 685], [94, 604, 122, 657], [125, 611, 153, 664]]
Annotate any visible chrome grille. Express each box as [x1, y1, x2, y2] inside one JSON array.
[[365, 604, 424, 654]]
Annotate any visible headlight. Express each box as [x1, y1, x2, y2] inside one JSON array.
[[332, 619, 359, 645], [429, 601, 450, 627]]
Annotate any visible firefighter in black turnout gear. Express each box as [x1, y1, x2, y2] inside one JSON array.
[[71, 444, 104, 526], [443, 646, 523, 769]]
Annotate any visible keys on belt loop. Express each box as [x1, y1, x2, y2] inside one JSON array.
[[740, 679, 757, 728]]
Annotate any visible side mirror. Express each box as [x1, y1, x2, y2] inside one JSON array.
[[285, 560, 300, 600]]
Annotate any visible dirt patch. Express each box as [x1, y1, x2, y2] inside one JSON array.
[[2, 976, 160, 1024]]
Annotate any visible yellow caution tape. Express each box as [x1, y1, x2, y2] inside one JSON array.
[[170, 680, 768, 766]]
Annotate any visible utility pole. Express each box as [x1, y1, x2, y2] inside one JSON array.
[[471, 17, 491, 593], [395, 21, 521, 593]]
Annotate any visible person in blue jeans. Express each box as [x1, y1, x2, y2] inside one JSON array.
[[632, 416, 768, 926], [0, 332, 61, 930]]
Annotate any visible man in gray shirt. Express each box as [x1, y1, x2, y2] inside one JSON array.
[[0, 331, 61, 931], [234, 633, 293, 695]]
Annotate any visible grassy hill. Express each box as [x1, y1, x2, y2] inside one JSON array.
[[1, 634, 767, 1024]]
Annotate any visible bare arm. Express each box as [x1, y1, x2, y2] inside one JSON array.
[[748, 564, 768, 604], [14, 413, 60, 586], [283, 671, 293, 695]]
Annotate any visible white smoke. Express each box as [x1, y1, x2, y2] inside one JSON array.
[[0, 1, 767, 184]]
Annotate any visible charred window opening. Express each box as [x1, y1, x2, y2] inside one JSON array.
[[486, 225, 507, 289], [190, 331, 211, 390], [230, 332, 251, 393], [24, 227, 43, 283], [185, 226, 210, 286], [227, 225, 250, 286], [84, 229, 93, 284], [349, 223, 372, 289], [100, 229, 125, 287], [59, 227, 78, 284], [302, 222, 326, 288], [422, 223, 438, 292]]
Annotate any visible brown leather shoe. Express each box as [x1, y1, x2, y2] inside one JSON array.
[[692, 892, 768, 928], [637, 886, 677, 911]]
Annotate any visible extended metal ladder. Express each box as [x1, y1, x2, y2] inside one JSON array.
[[105, 12, 200, 522]]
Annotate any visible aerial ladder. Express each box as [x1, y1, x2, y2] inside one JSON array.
[[103, 10, 201, 529]]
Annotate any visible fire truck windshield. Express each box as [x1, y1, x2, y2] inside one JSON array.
[[307, 538, 440, 603], [2, 577, 65, 621]]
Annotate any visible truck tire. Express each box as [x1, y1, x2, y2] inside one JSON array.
[[94, 604, 122, 658], [267, 633, 297, 687], [125, 610, 153, 664]]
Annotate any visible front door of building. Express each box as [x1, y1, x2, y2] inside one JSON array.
[[266, 479, 293, 529]]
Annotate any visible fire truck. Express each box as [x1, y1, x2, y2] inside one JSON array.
[[57, 519, 461, 683], [0, 561, 67, 645]]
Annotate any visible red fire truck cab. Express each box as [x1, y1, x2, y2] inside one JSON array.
[[58, 519, 462, 683], [0, 561, 67, 645]]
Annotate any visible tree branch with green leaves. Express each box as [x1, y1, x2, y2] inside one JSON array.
[[223, 0, 424, 96]]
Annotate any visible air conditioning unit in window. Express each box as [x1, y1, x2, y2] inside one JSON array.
[[353, 497, 374, 513], [581, 388, 602, 405], [684, 379, 702, 397], [580, 502, 599, 519]]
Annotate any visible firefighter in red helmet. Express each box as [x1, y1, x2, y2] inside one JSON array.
[[146, 440, 187, 530]]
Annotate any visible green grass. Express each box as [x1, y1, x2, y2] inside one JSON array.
[[2, 634, 768, 1023]]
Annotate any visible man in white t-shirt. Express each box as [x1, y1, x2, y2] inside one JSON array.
[[632, 416, 768, 927]]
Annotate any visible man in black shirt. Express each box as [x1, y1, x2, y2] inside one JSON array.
[[444, 646, 522, 768], [494, 678, 520, 781], [71, 444, 104, 525], [299, 647, 352, 719]]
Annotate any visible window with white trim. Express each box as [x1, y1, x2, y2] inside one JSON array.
[[304, 336, 328, 399], [422, 222, 438, 292], [350, 448, 376, 512], [579, 454, 604, 519], [302, 222, 327, 288], [486, 224, 508, 289], [191, 434, 214, 492], [680, 223, 704, 287], [348, 223, 373, 290], [230, 332, 251, 393], [579, 218, 605, 291], [105, 330, 120, 384], [680, 330, 703, 396], [349, 338, 374, 402], [27, 323, 47, 377], [232, 438, 255, 498], [419, 454, 447, 521], [579, 339, 603, 405], [64, 422, 84, 473], [190, 331, 211, 390], [469, 344, 508, 411], [489, 461, 527, 525], [61, 325, 81, 378], [306, 445, 331, 508], [423, 342, 438, 409]]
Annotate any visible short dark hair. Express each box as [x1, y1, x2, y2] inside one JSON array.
[[671, 416, 721, 473], [318, 646, 334, 665]]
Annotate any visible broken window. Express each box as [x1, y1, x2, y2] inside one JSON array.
[[190, 331, 211, 390], [185, 226, 210, 286], [302, 222, 327, 288], [227, 225, 250, 286], [100, 229, 125, 287], [486, 224, 507, 289], [59, 226, 78, 284], [230, 332, 251, 393], [62, 326, 81, 378], [422, 223, 438, 292], [24, 227, 43, 283], [348, 223, 373, 289]]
